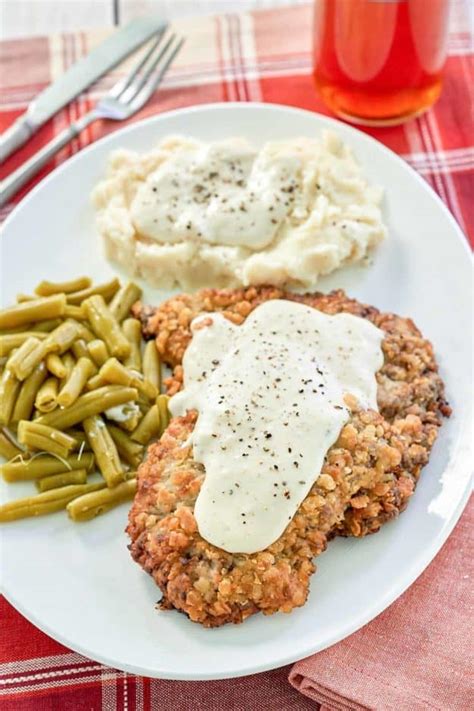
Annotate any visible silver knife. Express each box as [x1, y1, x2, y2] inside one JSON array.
[[0, 17, 167, 163]]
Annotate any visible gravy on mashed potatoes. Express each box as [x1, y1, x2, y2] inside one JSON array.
[[92, 133, 386, 290]]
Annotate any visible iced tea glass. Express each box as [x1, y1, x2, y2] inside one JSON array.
[[312, 0, 450, 126]]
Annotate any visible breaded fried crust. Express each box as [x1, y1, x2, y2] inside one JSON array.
[[128, 287, 449, 627]]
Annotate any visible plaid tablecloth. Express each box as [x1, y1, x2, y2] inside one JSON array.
[[0, 2, 473, 709]]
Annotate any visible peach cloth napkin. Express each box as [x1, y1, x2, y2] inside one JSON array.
[[289, 496, 473, 710]]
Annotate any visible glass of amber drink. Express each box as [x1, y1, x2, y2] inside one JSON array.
[[312, 0, 450, 126]]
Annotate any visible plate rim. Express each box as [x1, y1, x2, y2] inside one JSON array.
[[1, 102, 472, 680]]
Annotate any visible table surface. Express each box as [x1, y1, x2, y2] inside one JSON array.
[[1, 0, 308, 40]]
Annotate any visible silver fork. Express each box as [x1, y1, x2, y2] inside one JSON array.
[[0, 33, 184, 207]]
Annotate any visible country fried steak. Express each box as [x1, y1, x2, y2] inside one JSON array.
[[127, 287, 450, 627]]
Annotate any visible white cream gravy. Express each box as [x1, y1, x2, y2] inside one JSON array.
[[170, 300, 384, 554], [131, 140, 300, 249]]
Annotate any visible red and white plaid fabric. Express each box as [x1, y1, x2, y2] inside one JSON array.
[[0, 3, 472, 709]]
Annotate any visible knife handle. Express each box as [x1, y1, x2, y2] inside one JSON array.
[[0, 112, 97, 207], [0, 116, 35, 163]]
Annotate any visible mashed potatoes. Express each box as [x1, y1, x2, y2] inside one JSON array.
[[92, 133, 386, 290]]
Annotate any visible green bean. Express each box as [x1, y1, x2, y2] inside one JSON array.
[[83, 295, 131, 360], [35, 277, 92, 296], [66, 429, 91, 451], [61, 352, 76, 382], [94, 358, 157, 399], [87, 339, 109, 367], [105, 401, 141, 432], [0, 325, 26, 335], [137, 395, 151, 416], [107, 424, 144, 468], [10, 321, 81, 382], [21, 422, 76, 450], [64, 304, 86, 320], [109, 282, 142, 322], [46, 353, 67, 379], [0, 369, 21, 425], [18, 421, 76, 458], [66, 278, 120, 306], [12, 362, 48, 422], [0, 331, 47, 358], [1, 452, 95, 482], [18, 432, 65, 457], [56, 357, 96, 408], [157, 394, 170, 435], [67, 478, 136, 521], [0, 481, 104, 522], [6, 337, 43, 377], [85, 364, 117, 393], [35, 377, 59, 413], [97, 357, 139, 389], [16, 321, 84, 382], [36, 385, 138, 430], [8, 339, 46, 382], [36, 468, 88, 492], [0, 431, 23, 461], [143, 341, 161, 393], [71, 339, 89, 359], [85, 373, 103, 390], [122, 319, 142, 371], [117, 416, 140, 432], [66, 427, 87, 449], [0, 294, 66, 330], [66, 320, 95, 342], [44, 320, 82, 354], [83, 415, 124, 488], [30, 318, 63, 333], [131, 404, 161, 445]]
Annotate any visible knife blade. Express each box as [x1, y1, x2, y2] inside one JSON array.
[[0, 17, 167, 163]]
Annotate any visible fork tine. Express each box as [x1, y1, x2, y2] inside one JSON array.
[[143, 38, 185, 96], [128, 36, 184, 110], [123, 33, 177, 103], [109, 28, 167, 99]]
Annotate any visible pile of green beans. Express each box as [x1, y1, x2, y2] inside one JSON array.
[[0, 276, 172, 524]]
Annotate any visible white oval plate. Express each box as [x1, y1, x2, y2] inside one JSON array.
[[1, 104, 472, 680]]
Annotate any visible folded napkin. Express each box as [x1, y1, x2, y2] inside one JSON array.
[[289, 496, 473, 710]]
